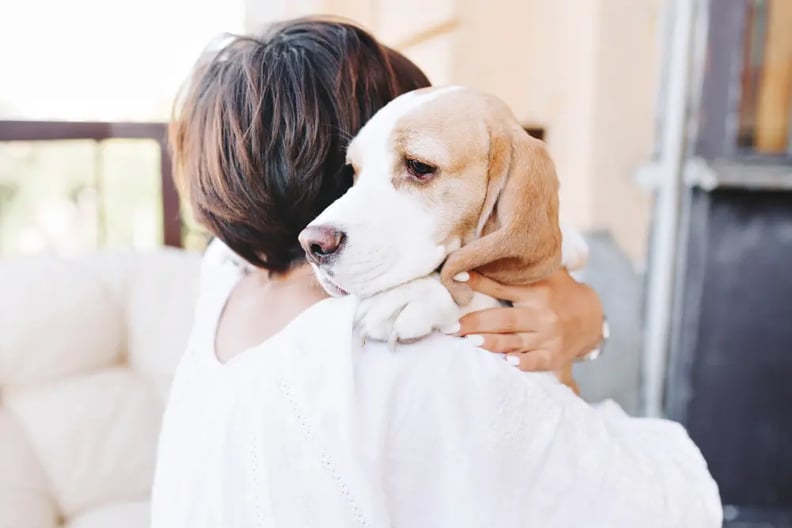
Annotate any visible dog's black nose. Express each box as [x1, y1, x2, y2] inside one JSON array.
[[298, 225, 345, 263]]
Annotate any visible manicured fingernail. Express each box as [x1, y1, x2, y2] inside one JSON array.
[[505, 355, 520, 367], [465, 334, 484, 347], [441, 322, 461, 334], [453, 272, 469, 282]]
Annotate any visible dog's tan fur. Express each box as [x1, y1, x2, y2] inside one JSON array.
[[389, 88, 571, 389], [385, 88, 563, 302], [317, 86, 577, 390]]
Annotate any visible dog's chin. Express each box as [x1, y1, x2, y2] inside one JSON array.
[[321, 272, 429, 299], [313, 268, 402, 298], [311, 266, 350, 297], [311, 246, 451, 299]]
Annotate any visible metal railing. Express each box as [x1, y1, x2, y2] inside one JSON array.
[[0, 120, 182, 247]]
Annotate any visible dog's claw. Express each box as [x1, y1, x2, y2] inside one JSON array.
[[388, 333, 398, 352]]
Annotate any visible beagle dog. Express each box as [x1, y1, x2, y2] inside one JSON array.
[[298, 86, 587, 384]]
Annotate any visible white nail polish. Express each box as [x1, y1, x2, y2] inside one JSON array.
[[453, 272, 470, 282], [465, 334, 484, 347], [505, 355, 520, 367], [441, 322, 461, 334]]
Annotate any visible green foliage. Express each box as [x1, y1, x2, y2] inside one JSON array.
[[0, 139, 203, 255]]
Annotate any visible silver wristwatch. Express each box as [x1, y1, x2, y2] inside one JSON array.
[[576, 317, 609, 362]]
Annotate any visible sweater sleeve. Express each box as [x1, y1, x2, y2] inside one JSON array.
[[365, 335, 722, 528]]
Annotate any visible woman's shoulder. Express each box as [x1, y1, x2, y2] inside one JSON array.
[[194, 239, 258, 306], [226, 296, 720, 526], [174, 239, 250, 369], [200, 239, 251, 282], [282, 296, 566, 403], [359, 332, 572, 425]]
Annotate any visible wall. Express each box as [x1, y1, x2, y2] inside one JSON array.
[[244, 0, 665, 262]]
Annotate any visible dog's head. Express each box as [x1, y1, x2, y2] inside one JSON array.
[[299, 86, 561, 300]]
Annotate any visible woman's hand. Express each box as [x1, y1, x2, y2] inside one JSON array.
[[452, 269, 604, 372]]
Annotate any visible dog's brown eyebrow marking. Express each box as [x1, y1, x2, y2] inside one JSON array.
[[389, 131, 411, 190]]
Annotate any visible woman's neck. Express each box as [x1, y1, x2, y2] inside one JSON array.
[[215, 263, 329, 363], [266, 262, 320, 286]]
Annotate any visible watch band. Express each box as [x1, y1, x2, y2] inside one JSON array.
[[577, 317, 609, 362]]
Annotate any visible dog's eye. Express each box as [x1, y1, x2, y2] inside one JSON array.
[[406, 159, 436, 181]]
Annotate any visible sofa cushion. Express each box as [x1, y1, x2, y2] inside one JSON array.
[[122, 251, 202, 402], [0, 257, 124, 388], [0, 249, 201, 526], [66, 500, 149, 528], [0, 409, 58, 528], [4, 369, 161, 518]]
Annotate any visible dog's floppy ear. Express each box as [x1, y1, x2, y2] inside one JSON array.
[[441, 122, 562, 305], [474, 123, 513, 238]]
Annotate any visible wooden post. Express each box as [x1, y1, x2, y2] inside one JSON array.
[[755, 0, 792, 153]]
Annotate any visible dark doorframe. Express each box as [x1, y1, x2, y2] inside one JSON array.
[[658, 0, 792, 524]]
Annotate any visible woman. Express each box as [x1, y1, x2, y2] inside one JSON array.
[[151, 18, 720, 527]]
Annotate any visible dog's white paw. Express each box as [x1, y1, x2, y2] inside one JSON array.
[[355, 275, 460, 346]]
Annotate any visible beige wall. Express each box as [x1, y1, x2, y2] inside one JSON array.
[[588, 0, 661, 262], [450, 0, 598, 235], [245, 0, 664, 262]]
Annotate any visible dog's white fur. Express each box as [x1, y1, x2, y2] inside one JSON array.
[[307, 87, 588, 344]]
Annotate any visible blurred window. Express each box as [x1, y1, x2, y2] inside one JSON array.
[[737, 0, 792, 155], [0, 0, 243, 255]]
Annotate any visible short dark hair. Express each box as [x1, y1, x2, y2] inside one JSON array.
[[171, 17, 431, 272]]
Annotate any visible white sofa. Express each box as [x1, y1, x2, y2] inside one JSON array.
[[0, 250, 201, 528]]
